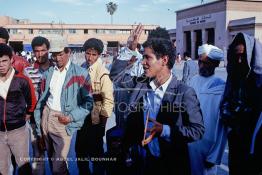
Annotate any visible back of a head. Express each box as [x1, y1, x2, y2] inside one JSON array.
[[184, 51, 190, 59], [83, 38, 104, 55], [143, 38, 175, 69], [0, 27, 10, 44]]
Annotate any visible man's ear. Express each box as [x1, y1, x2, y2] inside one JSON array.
[[162, 55, 169, 66]]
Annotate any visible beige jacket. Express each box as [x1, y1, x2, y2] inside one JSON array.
[[88, 58, 114, 125]]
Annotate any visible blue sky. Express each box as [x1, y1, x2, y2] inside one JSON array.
[[1, 0, 216, 29]]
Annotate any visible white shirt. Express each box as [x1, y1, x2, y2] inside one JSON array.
[[47, 60, 71, 111], [0, 68, 15, 100]]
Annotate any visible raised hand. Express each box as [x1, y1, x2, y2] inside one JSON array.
[[127, 23, 143, 51]]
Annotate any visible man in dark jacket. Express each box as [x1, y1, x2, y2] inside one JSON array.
[[0, 43, 36, 175], [112, 36, 204, 175], [220, 32, 262, 175]]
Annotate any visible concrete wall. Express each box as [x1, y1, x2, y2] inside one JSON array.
[[176, 0, 262, 60], [176, 10, 226, 59]]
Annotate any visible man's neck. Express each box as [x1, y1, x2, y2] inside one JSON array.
[[58, 59, 70, 72], [153, 70, 171, 88], [39, 60, 51, 71], [0, 67, 13, 82]]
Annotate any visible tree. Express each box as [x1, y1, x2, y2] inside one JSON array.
[[147, 27, 170, 40], [106, 2, 118, 24]]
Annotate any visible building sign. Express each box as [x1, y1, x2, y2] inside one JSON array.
[[185, 14, 212, 26]]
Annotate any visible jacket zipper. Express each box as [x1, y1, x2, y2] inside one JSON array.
[[3, 100, 7, 131]]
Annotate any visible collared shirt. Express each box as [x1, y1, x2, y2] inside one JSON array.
[[143, 73, 172, 157], [0, 68, 15, 99], [47, 60, 71, 111]]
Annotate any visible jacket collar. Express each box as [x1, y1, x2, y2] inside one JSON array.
[[89, 57, 102, 73], [129, 75, 179, 110], [161, 76, 179, 103]]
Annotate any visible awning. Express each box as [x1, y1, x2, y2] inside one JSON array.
[[23, 44, 33, 52]]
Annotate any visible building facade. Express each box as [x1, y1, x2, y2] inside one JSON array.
[[0, 16, 158, 54], [176, 0, 262, 60]]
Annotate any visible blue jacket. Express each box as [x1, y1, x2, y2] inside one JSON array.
[[34, 62, 93, 136]]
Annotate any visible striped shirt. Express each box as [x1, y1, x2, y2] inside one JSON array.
[[24, 61, 53, 100]]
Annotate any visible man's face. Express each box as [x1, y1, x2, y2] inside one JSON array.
[[0, 38, 7, 44], [234, 43, 245, 63], [198, 54, 215, 77], [85, 48, 99, 66], [33, 44, 49, 64], [52, 50, 70, 69], [0, 55, 12, 75], [142, 47, 163, 78]]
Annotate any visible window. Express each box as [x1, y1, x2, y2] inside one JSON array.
[[84, 29, 88, 34], [10, 29, 18, 34], [68, 29, 76, 34], [145, 30, 151, 35], [38, 29, 63, 34], [96, 29, 116, 34], [29, 29, 33, 34]]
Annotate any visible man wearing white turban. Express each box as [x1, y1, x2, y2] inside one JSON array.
[[188, 44, 228, 175]]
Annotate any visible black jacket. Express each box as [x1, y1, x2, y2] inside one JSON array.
[[0, 70, 36, 131]]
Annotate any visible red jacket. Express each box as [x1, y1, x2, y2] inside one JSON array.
[[12, 55, 30, 73]]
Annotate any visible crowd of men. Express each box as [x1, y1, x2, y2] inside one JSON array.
[[0, 24, 261, 175]]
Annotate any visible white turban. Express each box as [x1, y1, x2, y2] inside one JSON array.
[[198, 44, 224, 61]]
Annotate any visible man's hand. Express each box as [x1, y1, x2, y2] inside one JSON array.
[[127, 56, 138, 66], [25, 114, 31, 121], [147, 117, 163, 137], [55, 114, 72, 125], [142, 117, 163, 146], [127, 23, 143, 51]]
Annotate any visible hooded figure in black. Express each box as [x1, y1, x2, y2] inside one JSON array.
[[220, 32, 262, 175]]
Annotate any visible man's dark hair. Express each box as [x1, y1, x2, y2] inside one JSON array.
[[31, 36, 50, 50], [184, 51, 191, 58], [83, 38, 104, 55], [0, 43, 13, 59], [64, 47, 71, 54], [0, 27, 10, 43], [142, 38, 175, 69]]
